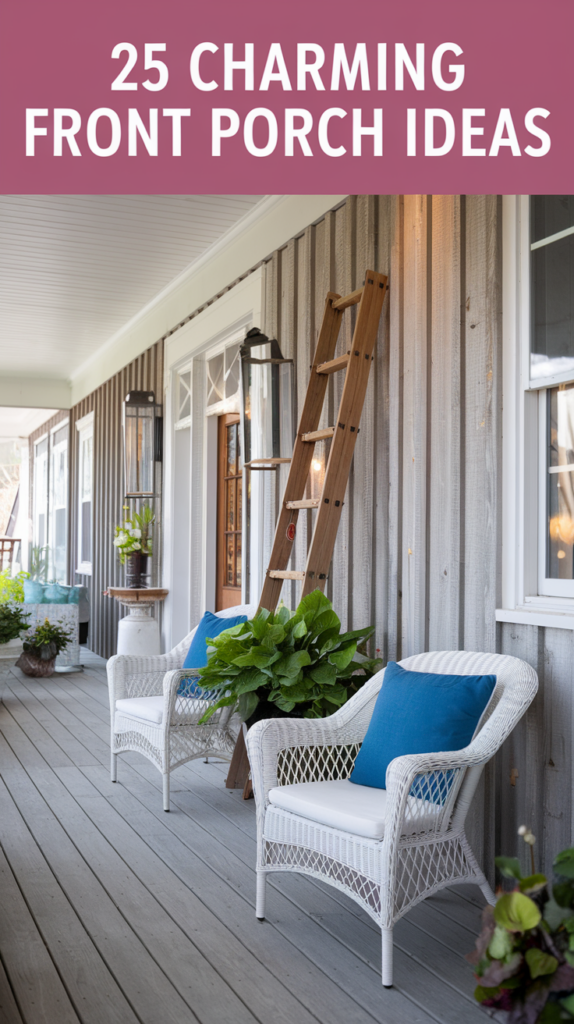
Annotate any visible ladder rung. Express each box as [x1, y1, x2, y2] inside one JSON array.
[[316, 354, 349, 376], [268, 570, 305, 580], [301, 427, 334, 443], [332, 287, 363, 311], [245, 458, 291, 469], [285, 499, 320, 509]]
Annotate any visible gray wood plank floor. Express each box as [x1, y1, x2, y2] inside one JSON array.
[[0, 652, 494, 1024]]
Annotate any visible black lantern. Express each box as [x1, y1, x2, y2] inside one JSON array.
[[123, 391, 161, 498], [240, 328, 295, 467]]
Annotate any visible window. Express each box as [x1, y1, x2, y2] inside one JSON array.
[[499, 195, 574, 626], [216, 413, 242, 610], [33, 437, 48, 551], [76, 412, 94, 575], [206, 343, 241, 415], [50, 423, 68, 581]]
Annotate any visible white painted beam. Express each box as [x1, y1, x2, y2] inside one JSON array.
[[0, 377, 71, 409]]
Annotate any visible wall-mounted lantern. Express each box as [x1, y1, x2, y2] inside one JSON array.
[[240, 328, 295, 468], [123, 391, 162, 498]]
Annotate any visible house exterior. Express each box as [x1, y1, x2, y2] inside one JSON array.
[[24, 192, 574, 879]]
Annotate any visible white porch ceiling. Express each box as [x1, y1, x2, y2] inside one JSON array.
[[0, 194, 264, 382]]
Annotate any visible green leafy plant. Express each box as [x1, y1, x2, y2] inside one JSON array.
[[29, 545, 48, 582], [0, 605, 30, 644], [23, 618, 73, 660], [113, 504, 155, 564], [0, 568, 28, 604], [468, 829, 574, 1022], [197, 589, 382, 724]]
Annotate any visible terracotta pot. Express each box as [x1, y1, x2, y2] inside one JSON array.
[[16, 651, 57, 677], [125, 552, 150, 589]]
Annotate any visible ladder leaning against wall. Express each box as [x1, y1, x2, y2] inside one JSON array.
[[258, 268, 388, 612]]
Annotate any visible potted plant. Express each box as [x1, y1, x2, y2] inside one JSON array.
[[0, 605, 31, 682], [468, 829, 574, 1022], [113, 504, 155, 588], [198, 589, 382, 726], [16, 618, 73, 678]]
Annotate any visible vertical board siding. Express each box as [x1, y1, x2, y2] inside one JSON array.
[[259, 193, 557, 879], [68, 340, 163, 659], [428, 196, 462, 651], [401, 195, 429, 657]]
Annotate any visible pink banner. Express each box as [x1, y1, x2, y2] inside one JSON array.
[[1, 0, 572, 193]]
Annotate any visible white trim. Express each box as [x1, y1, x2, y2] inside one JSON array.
[[501, 196, 574, 625], [51, 418, 69, 434], [75, 411, 94, 433]]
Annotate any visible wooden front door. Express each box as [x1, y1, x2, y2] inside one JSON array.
[[216, 413, 242, 610]]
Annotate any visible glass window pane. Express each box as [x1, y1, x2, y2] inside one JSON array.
[[81, 500, 91, 563], [207, 353, 224, 406], [53, 424, 68, 447], [532, 232, 574, 380], [548, 383, 574, 579], [226, 424, 236, 476], [532, 196, 574, 245], [225, 344, 240, 398], [236, 533, 242, 586], [226, 479, 235, 531], [226, 534, 234, 585], [82, 435, 93, 500], [237, 476, 242, 523], [178, 371, 191, 420]]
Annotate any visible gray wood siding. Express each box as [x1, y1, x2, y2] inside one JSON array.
[[68, 341, 163, 659], [260, 195, 569, 879]]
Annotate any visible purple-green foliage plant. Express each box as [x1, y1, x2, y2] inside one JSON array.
[[468, 829, 574, 1023]]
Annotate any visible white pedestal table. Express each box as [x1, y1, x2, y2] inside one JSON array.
[[108, 588, 169, 656]]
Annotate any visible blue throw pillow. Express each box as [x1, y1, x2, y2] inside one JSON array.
[[350, 661, 496, 794], [177, 610, 247, 698]]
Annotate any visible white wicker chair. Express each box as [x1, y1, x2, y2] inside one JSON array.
[[246, 650, 538, 988], [107, 603, 257, 810]]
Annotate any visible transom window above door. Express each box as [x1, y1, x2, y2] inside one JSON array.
[[206, 344, 241, 414]]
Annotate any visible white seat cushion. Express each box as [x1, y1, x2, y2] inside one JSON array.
[[267, 778, 443, 840], [268, 779, 389, 840], [115, 696, 164, 725]]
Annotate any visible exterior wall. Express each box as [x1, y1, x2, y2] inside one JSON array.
[[260, 194, 549, 879], [68, 340, 163, 659]]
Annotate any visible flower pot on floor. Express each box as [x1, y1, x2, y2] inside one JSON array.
[[16, 638, 59, 677]]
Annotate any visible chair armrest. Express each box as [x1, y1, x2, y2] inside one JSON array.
[[107, 651, 180, 702], [383, 742, 492, 847], [162, 668, 224, 727], [246, 713, 370, 807]]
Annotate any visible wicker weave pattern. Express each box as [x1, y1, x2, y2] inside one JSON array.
[[108, 604, 257, 808], [246, 649, 539, 987]]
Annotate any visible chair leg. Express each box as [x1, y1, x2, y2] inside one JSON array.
[[381, 927, 393, 988], [111, 752, 117, 782], [163, 773, 170, 812], [256, 870, 266, 920]]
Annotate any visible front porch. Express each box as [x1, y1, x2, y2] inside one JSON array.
[[0, 658, 491, 1024]]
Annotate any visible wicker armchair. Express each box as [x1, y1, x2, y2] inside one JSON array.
[[246, 650, 538, 988], [108, 603, 257, 810]]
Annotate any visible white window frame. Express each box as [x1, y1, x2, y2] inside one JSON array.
[[33, 433, 49, 555], [76, 411, 94, 576], [49, 419, 69, 582], [498, 195, 574, 629]]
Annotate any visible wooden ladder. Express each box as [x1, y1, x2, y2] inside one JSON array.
[[258, 269, 388, 613]]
